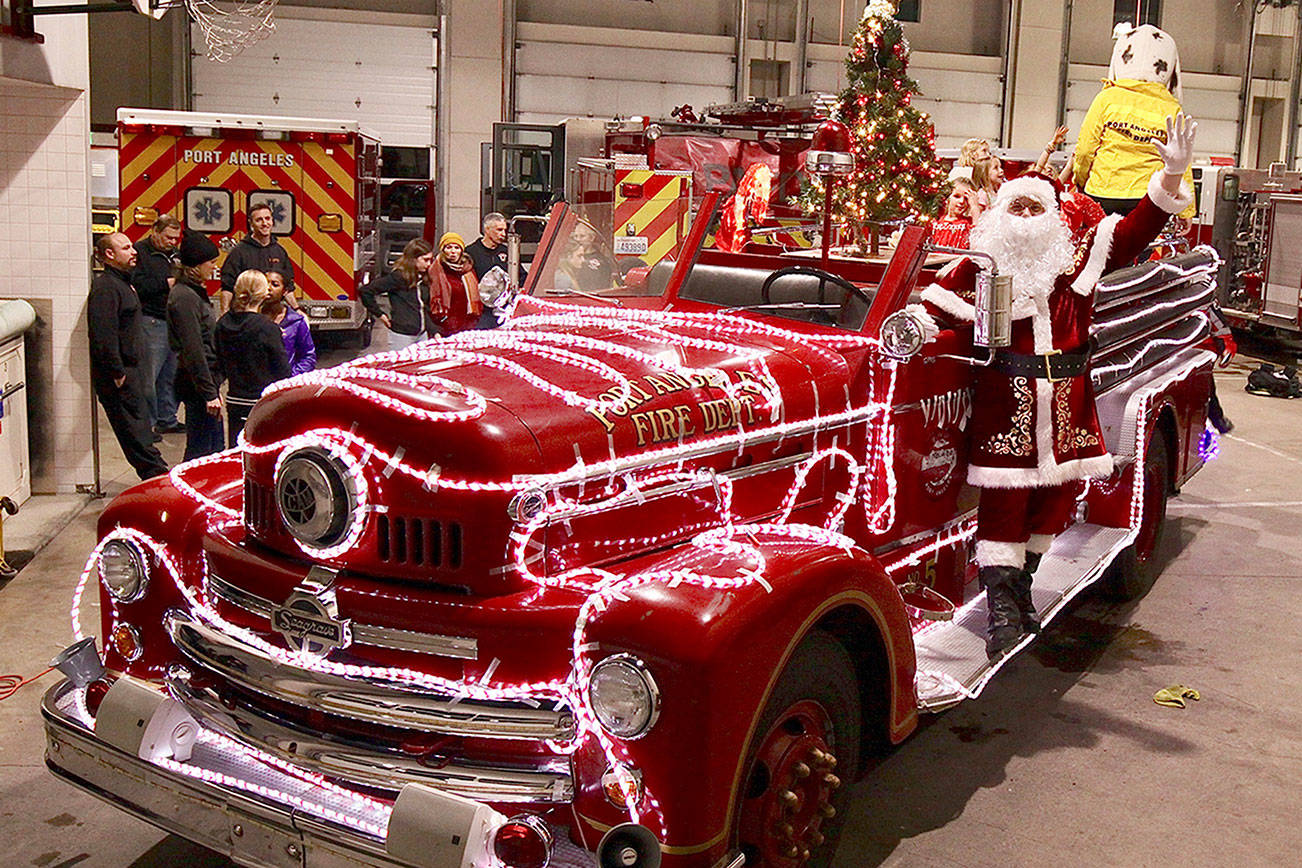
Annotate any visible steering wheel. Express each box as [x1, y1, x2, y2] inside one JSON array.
[[759, 265, 872, 309]]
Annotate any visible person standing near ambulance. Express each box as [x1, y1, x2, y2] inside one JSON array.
[[219, 201, 296, 314], [88, 233, 169, 481], [130, 214, 185, 435], [169, 231, 225, 460]]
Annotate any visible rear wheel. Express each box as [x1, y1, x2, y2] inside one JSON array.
[[1103, 431, 1172, 601], [735, 631, 861, 868]]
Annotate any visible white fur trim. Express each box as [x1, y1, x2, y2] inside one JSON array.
[[1147, 169, 1194, 215], [969, 454, 1114, 488], [992, 176, 1057, 212], [1030, 287, 1054, 354], [1026, 533, 1055, 555], [1069, 214, 1122, 296], [976, 539, 1027, 569], [920, 284, 975, 322]]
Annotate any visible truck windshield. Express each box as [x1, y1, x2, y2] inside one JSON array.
[[524, 196, 875, 331], [524, 199, 701, 300]]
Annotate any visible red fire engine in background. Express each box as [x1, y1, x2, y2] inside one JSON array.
[[117, 108, 381, 341]]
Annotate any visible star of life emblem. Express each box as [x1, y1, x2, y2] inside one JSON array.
[[272, 566, 352, 657]]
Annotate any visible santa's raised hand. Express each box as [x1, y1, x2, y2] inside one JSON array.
[[1153, 112, 1197, 176]]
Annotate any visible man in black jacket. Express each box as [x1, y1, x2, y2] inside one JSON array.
[[218, 201, 295, 313], [465, 212, 510, 280], [88, 233, 168, 480], [131, 214, 184, 434], [169, 231, 225, 460]]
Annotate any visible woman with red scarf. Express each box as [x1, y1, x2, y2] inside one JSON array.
[[428, 232, 482, 336]]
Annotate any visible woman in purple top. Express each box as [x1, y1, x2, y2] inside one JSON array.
[[263, 268, 316, 376]]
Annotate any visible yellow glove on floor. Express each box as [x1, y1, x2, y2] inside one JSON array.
[[1153, 685, 1201, 708]]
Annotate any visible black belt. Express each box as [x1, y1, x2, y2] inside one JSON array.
[[993, 348, 1090, 381]]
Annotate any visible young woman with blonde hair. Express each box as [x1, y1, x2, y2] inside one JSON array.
[[216, 269, 290, 446]]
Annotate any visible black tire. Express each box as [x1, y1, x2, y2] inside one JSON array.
[[1103, 431, 1172, 601], [735, 630, 861, 868]]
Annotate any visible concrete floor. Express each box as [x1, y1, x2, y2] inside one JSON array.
[[1, 343, 1299, 867]]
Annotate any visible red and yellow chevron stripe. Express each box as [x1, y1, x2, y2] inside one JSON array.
[[612, 169, 691, 266], [118, 129, 358, 302]]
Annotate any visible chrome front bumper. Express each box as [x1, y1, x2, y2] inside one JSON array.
[[44, 679, 435, 868]]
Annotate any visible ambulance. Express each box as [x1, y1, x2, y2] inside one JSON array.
[[116, 108, 381, 341]]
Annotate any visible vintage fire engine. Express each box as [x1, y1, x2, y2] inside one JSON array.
[[44, 177, 1217, 867], [117, 108, 382, 339]]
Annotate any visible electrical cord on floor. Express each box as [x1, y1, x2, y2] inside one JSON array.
[[0, 667, 54, 702]]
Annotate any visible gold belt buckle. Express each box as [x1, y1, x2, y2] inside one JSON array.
[[1043, 348, 1064, 382]]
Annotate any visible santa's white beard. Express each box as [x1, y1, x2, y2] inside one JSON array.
[[970, 209, 1075, 304]]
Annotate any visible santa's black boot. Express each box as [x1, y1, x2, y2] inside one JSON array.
[[1015, 552, 1042, 633], [979, 566, 1025, 659]]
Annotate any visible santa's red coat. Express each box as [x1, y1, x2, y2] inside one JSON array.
[[920, 174, 1190, 488]]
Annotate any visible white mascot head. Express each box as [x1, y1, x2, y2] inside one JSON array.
[[1109, 23, 1182, 101]]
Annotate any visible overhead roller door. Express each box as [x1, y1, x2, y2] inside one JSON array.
[[808, 55, 1003, 149], [191, 15, 435, 148], [516, 36, 733, 125]]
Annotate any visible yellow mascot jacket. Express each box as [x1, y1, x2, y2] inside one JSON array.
[[1073, 79, 1195, 219]]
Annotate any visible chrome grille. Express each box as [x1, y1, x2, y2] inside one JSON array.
[[376, 515, 463, 568], [165, 672, 574, 803], [166, 609, 574, 741], [244, 479, 277, 537]]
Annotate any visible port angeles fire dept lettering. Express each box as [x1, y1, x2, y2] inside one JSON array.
[[585, 370, 770, 446]]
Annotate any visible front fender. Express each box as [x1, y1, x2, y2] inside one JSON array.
[[572, 529, 915, 862], [92, 457, 243, 676]]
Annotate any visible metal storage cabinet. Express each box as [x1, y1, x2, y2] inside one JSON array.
[[0, 300, 36, 505]]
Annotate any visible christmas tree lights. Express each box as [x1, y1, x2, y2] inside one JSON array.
[[799, 0, 947, 253]]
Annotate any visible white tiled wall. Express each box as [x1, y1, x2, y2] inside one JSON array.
[[0, 76, 93, 493]]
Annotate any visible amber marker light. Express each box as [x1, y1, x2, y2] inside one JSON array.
[[110, 623, 144, 662]]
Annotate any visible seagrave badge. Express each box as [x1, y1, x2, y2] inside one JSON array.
[[273, 567, 352, 657]]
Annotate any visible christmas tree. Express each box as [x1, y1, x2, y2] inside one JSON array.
[[800, 0, 947, 253]]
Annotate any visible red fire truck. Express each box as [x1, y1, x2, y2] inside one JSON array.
[[43, 181, 1217, 867], [117, 108, 382, 341], [1189, 162, 1302, 338]]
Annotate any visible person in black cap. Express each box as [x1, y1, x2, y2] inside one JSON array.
[[88, 233, 169, 480], [168, 230, 225, 460]]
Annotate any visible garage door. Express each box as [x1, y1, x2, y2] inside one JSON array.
[[516, 26, 734, 125], [191, 15, 435, 148]]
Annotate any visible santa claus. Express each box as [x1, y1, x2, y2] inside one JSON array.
[[915, 113, 1197, 657]]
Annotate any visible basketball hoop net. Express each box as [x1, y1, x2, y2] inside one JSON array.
[[186, 1, 279, 63]]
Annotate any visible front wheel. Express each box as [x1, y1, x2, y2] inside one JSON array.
[[735, 631, 861, 868], [1103, 431, 1172, 601]]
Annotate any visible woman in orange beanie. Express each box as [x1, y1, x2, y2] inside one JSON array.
[[428, 231, 481, 336]]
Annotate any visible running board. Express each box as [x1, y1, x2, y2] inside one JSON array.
[[912, 522, 1133, 711]]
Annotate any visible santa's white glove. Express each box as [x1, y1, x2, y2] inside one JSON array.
[[904, 303, 940, 343], [1153, 112, 1197, 177]]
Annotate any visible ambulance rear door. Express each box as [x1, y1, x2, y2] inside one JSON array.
[[293, 131, 363, 330]]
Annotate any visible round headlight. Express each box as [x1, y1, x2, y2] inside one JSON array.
[[879, 309, 926, 360], [588, 654, 661, 739], [99, 540, 147, 602], [275, 448, 357, 547]]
